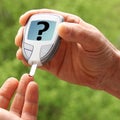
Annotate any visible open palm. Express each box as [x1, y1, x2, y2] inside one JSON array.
[[0, 74, 38, 120]]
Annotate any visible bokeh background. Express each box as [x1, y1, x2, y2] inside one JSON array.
[[0, 0, 120, 120]]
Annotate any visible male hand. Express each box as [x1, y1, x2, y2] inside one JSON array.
[[15, 9, 120, 97]]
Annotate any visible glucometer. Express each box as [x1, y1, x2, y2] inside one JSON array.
[[22, 13, 64, 76]]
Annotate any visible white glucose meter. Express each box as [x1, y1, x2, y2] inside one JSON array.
[[22, 13, 64, 76]]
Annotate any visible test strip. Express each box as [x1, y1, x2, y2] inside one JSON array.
[[29, 64, 37, 76]]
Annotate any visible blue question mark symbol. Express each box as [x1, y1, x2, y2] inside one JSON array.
[[37, 21, 49, 41]]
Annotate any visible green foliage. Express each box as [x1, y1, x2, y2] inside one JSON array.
[[0, 0, 120, 120]]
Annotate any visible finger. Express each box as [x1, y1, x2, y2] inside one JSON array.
[[21, 82, 39, 120], [15, 27, 24, 47], [16, 48, 22, 60], [19, 9, 80, 26], [58, 22, 102, 51], [0, 78, 18, 109], [10, 74, 34, 116], [16, 48, 29, 66], [58, 22, 84, 43]]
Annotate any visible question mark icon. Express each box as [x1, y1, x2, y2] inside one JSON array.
[[37, 21, 49, 41]]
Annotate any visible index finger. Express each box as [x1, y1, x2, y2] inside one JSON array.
[[10, 74, 34, 116]]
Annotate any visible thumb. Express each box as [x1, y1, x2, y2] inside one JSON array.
[[58, 22, 84, 43], [58, 22, 105, 51]]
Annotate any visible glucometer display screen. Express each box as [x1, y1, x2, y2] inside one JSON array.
[[28, 20, 56, 41]]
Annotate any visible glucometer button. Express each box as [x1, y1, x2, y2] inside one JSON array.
[[23, 42, 33, 59], [40, 45, 53, 58], [24, 49, 32, 59], [23, 42, 33, 51]]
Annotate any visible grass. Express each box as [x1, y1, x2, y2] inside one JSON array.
[[0, 0, 120, 120]]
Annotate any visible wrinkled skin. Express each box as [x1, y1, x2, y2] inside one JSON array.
[[15, 9, 120, 98]]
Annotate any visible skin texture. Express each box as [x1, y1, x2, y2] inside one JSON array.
[[0, 74, 39, 120], [15, 9, 120, 98]]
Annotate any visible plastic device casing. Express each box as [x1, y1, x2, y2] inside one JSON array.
[[22, 13, 64, 66]]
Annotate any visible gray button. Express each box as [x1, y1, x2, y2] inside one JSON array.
[[23, 42, 33, 59], [40, 45, 53, 58], [23, 42, 33, 51], [24, 49, 32, 59]]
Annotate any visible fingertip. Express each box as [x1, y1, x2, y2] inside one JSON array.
[[21, 73, 34, 81], [15, 27, 24, 47], [16, 48, 22, 59], [19, 14, 26, 26], [6, 77, 19, 87], [58, 22, 82, 43], [28, 81, 39, 91], [26, 81, 39, 102], [0, 77, 18, 93], [58, 22, 70, 40], [58, 22, 67, 35], [16, 48, 29, 66]]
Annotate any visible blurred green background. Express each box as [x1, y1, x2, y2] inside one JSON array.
[[0, 0, 120, 120]]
